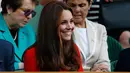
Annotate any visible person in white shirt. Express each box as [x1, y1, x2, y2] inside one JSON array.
[[66, 0, 110, 72]]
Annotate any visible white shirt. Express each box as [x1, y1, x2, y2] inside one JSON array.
[[74, 27, 90, 69]]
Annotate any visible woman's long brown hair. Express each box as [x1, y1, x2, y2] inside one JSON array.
[[36, 1, 80, 71]]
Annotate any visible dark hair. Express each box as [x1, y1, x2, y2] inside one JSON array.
[[36, 1, 80, 71], [66, 0, 91, 4], [1, 0, 39, 14]]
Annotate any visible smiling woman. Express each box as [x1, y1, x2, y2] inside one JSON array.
[[0, 0, 38, 71], [23, 1, 83, 71]]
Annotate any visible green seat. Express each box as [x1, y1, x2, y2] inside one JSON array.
[[107, 36, 123, 71]]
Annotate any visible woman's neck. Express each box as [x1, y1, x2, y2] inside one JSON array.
[[75, 21, 86, 28]]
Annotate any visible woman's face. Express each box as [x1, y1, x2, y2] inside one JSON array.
[[59, 10, 74, 41], [7, 0, 36, 28], [67, 0, 91, 24]]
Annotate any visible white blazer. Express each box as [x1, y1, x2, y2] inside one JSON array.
[[73, 18, 110, 71]]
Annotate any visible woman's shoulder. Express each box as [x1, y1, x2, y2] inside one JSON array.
[[24, 47, 36, 56], [23, 45, 36, 61], [86, 19, 106, 29]]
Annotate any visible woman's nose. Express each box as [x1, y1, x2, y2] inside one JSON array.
[[74, 6, 81, 12], [67, 22, 73, 30]]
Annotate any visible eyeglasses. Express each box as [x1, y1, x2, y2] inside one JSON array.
[[19, 8, 36, 18]]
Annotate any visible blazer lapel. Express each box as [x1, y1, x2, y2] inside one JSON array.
[[18, 28, 26, 59], [2, 29, 22, 61], [73, 27, 87, 61], [73, 19, 97, 62], [86, 19, 97, 61]]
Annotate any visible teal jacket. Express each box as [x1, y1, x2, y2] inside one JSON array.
[[0, 13, 36, 70]]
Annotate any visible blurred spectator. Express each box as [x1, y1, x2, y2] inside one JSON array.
[[114, 48, 130, 71], [119, 31, 130, 49]]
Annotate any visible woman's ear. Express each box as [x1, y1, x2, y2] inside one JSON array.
[[6, 5, 13, 15]]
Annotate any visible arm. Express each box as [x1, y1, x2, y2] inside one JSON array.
[[91, 26, 110, 72], [7, 44, 15, 71], [3, 41, 15, 71]]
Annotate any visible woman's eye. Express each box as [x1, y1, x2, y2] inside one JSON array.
[[79, 4, 86, 7], [61, 21, 67, 25], [69, 4, 76, 8]]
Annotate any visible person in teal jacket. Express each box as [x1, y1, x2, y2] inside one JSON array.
[[0, 0, 38, 70]]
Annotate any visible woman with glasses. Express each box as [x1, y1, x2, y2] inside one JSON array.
[[23, 1, 83, 71], [0, 0, 38, 70]]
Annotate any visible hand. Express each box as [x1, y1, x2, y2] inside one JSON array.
[[19, 62, 24, 69], [91, 64, 109, 72]]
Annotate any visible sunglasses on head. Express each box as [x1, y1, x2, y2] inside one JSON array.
[[19, 8, 36, 18]]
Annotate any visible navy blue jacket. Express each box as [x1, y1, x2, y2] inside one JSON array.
[[0, 39, 14, 71], [115, 48, 130, 71]]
